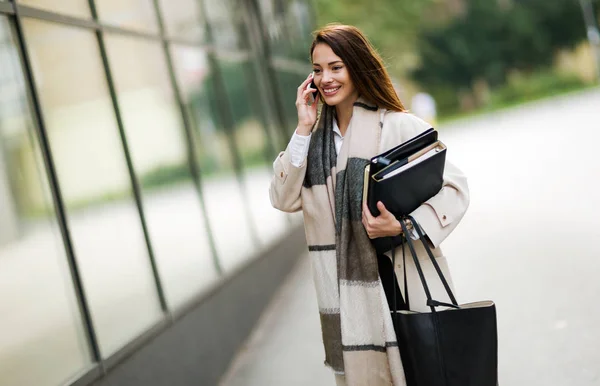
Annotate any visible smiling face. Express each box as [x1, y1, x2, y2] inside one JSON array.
[[311, 43, 359, 107]]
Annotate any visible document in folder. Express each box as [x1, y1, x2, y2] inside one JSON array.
[[362, 140, 446, 218], [374, 141, 445, 181]]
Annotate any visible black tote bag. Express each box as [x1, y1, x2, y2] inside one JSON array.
[[385, 216, 498, 386]]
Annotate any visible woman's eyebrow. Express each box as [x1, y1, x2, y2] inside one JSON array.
[[312, 60, 343, 66]]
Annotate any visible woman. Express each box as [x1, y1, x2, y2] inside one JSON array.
[[269, 24, 469, 386]]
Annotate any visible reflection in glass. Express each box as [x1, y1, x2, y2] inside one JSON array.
[[0, 17, 91, 385], [257, 0, 313, 60], [157, 0, 205, 41], [203, 0, 242, 50], [170, 45, 257, 271], [23, 19, 163, 356], [216, 57, 289, 259], [103, 35, 219, 308], [18, 0, 91, 19], [276, 68, 306, 134], [95, 0, 158, 33]]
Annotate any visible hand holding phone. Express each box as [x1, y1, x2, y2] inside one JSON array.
[[296, 73, 319, 134], [306, 75, 318, 106]]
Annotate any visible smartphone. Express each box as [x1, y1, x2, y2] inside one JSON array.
[[306, 75, 318, 105]]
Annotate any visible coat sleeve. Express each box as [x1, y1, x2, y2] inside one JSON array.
[[381, 112, 470, 248], [410, 160, 469, 248], [269, 146, 307, 213]]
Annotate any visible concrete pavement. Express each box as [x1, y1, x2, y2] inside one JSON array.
[[219, 254, 333, 386]]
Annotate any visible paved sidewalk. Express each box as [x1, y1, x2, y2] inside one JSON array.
[[220, 255, 334, 386]]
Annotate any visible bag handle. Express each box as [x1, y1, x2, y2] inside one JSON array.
[[390, 236, 409, 315], [399, 216, 459, 312]]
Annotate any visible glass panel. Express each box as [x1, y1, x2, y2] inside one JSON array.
[[257, 0, 289, 57], [0, 17, 91, 385], [157, 0, 205, 41], [257, 0, 312, 59], [103, 34, 219, 309], [170, 45, 257, 272], [203, 0, 242, 50], [276, 68, 306, 134], [284, 0, 313, 60], [18, 0, 91, 19], [22, 19, 163, 356], [216, 57, 288, 258], [95, 0, 159, 34]]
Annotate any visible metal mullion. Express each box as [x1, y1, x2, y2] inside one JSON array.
[[213, 48, 250, 61], [0, 1, 14, 14], [235, 1, 287, 152], [87, 0, 170, 314], [14, 3, 174, 44], [271, 56, 311, 74], [10, 5, 103, 366], [95, 23, 163, 42], [199, 0, 262, 248], [14, 4, 99, 30], [151, 0, 222, 274], [233, 3, 278, 162], [240, 58, 278, 161], [162, 34, 204, 46], [241, 0, 294, 228], [246, 0, 293, 141]]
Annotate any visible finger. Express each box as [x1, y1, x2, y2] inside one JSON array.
[[362, 212, 370, 229], [361, 208, 373, 228], [376, 201, 389, 216], [297, 73, 314, 92], [301, 88, 316, 100]]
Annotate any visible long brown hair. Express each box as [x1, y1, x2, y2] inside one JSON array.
[[310, 24, 406, 112]]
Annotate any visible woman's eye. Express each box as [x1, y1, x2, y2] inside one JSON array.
[[333, 66, 342, 71], [313, 69, 321, 74]]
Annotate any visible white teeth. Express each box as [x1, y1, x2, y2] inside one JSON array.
[[324, 87, 340, 93]]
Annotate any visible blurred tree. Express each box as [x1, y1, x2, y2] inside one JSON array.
[[312, 0, 435, 76], [412, 0, 597, 110]]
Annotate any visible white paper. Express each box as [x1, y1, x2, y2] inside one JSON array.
[[379, 147, 441, 180]]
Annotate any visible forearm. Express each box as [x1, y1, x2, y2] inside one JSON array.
[[269, 130, 311, 212]]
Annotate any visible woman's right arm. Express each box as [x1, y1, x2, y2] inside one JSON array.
[[269, 145, 306, 212], [269, 73, 319, 213]]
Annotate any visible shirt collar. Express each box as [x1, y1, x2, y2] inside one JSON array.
[[332, 117, 343, 138]]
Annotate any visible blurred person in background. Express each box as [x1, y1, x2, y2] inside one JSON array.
[[410, 91, 438, 127], [269, 24, 469, 386]]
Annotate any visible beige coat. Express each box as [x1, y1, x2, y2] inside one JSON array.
[[270, 111, 470, 312]]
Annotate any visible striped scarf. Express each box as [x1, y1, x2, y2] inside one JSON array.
[[303, 98, 406, 385]]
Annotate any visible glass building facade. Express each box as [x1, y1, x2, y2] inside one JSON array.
[[0, 0, 312, 385]]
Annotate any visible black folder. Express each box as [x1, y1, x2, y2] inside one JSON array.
[[363, 128, 446, 253]]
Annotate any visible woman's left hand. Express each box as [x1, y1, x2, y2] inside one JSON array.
[[362, 201, 402, 239]]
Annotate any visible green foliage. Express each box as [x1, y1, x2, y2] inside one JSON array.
[[438, 69, 590, 121], [312, 0, 435, 75], [488, 70, 588, 108], [139, 164, 191, 189], [413, 0, 593, 94], [200, 61, 256, 127], [276, 69, 307, 133]]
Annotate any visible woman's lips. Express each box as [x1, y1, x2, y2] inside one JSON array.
[[322, 86, 341, 97]]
